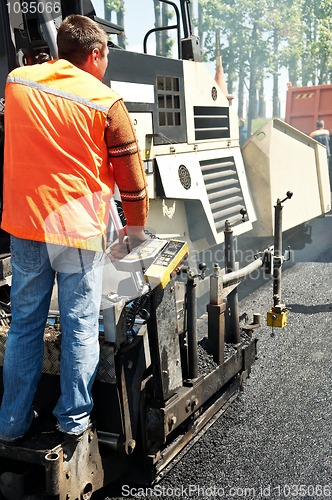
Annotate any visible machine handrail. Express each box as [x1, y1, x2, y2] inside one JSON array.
[[143, 0, 182, 59]]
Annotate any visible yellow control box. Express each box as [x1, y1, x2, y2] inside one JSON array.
[[144, 240, 189, 289], [267, 309, 287, 328]]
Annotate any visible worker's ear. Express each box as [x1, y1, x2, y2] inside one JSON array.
[[84, 48, 99, 71], [90, 48, 101, 67], [81, 49, 102, 78]]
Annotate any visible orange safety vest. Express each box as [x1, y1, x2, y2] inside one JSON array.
[[2, 59, 120, 251]]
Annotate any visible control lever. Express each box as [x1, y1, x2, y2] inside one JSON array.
[[179, 262, 207, 281], [240, 208, 247, 222], [228, 208, 247, 227], [278, 191, 293, 204]]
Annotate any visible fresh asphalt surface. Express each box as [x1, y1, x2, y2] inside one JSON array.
[[91, 210, 332, 500]]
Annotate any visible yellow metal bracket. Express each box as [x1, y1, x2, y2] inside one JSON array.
[[267, 304, 288, 329]]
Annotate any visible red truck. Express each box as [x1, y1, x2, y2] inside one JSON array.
[[285, 82, 332, 135]]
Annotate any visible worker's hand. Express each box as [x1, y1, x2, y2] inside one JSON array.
[[125, 225, 147, 240], [124, 225, 148, 252]]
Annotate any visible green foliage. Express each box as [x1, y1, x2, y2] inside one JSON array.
[[164, 36, 175, 57], [107, 0, 332, 110], [194, 0, 332, 122], [105, 0, 121, 12]]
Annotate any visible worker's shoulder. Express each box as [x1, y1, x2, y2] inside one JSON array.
[[72, 71, 121, 108], [7, 64, 38, 80], [51, 60, 121, 104], [8, 60, 121, 107], [93, 78, 121, 101], [310, 128, 330, 137]]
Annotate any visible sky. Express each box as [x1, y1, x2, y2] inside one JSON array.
[[93, 0, 288, 119]]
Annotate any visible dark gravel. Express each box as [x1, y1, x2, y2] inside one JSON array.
[[94, 213, 332, 500]]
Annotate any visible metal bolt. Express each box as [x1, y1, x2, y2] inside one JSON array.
[[127, 439, 136, 454], [169, 415, 177, 427], [213, 263, 220, 275], [185, 400, 191, 412]]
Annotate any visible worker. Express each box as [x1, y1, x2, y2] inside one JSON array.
[[310, 120, 332, 191], [239, 118, 248, 148], [310, 120, 331, 158], [0, 15, 148, 443]]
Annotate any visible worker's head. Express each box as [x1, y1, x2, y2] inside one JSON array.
[[240, 118, 245, 126], [317, 119, 324, 129], [57, 15, 109, 80]]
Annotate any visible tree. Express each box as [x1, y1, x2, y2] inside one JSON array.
[[104, 0, 126, 48], [116, 0, 126, 49], [311, 0, 332, 84], [161, 3, 175, 57], [198, 0, 268, 134], [247, 20, 260, 132], [195, 0, 332, 124], [153, 0, 163, 55], [153, 1, 175, 57], [265, 0, 290, 117], [105, 0, 121, 16], [279, 0, 304, 86], [198, 1, 205, 53]]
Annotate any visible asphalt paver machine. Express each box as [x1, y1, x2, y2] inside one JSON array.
[[0, 0, 330, 498]]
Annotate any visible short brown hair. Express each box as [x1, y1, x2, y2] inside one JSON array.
[[57, 15, 108, 66]]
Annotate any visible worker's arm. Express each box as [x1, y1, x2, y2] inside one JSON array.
[[105, 99, 149, 240]]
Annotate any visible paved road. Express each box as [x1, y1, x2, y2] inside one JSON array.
[[93, 212, 332, 500]]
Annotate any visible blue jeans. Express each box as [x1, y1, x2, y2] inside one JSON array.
[[0, 236, 104, 441]]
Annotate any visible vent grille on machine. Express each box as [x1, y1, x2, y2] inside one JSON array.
[[194, 106, 230, 141], [200, 156, 247, 233]]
